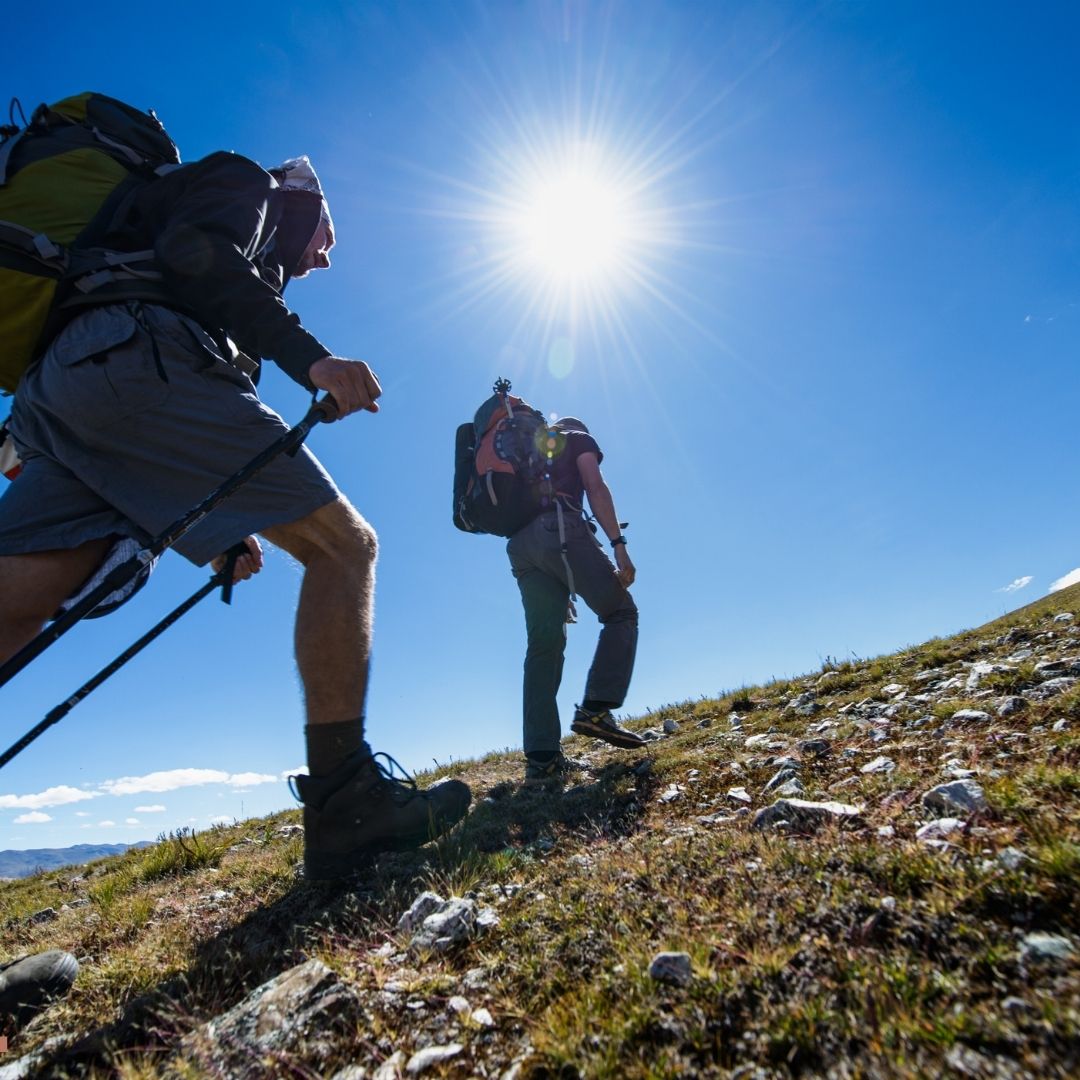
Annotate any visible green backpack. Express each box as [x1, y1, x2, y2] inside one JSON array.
[[0, 92, 181, 393]]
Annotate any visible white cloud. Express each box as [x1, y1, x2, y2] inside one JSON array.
[[1049, 568, 1080, 594], [14, 811, 51, 824], [209, 815, 235, 825], [134, 805, 166, 813], [75, 811, 92, 818], [0, 785, 98, 810], [226, 772, 277, 789], [281, 766, 307, 780], [99, 769, 231, 796], [998, 576, 1033, 594], [97, 820, 116, 827], [125, 818, 140, 825], [97, 768, 279, 797]]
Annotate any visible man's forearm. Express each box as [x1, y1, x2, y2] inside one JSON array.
[[584, 482, 624, 543]]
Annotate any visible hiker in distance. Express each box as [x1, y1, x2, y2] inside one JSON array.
[[0, 144, 470, 879], [455, 382, 644, 786]]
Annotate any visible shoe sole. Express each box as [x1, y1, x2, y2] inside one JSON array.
[[571, 719, 647, 749]]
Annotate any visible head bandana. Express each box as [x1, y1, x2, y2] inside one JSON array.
[[271, 154, 334, 232]]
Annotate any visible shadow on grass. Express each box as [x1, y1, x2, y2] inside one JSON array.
[[40, 757, 655, 1075]]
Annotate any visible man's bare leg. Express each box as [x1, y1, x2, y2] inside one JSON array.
[[263, 495, 471, 879], [260, 496, 376, 726], [0, 539, 114, 664]]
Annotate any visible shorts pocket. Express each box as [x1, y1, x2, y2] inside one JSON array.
[[47, 305, 171, 428]]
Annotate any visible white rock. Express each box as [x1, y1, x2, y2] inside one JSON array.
[[658, 784, 683, 803], [1053, 613, 1075, 623], [861, 756, 896, 774], [1020, 932, 1076, 961], [397, 891, 445, 935], [406, 1044, 464, 1075], [751, 798, 863, 832], [998, 847, 1030, 871], [916, 817, 965, 842], [877, 825, 896, 838], [373, 1051, 407, 1080], [922, 780, 988, 817], [949, 709, 991, 724], [727, 786, 752, 804], [471, 1007, 495, 1028], [882, 683, 906, 696], [447, 995, 470, 1016]]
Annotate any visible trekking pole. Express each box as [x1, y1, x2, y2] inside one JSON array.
[[0, 543, 248, 771], [0, 394, 339, 691]]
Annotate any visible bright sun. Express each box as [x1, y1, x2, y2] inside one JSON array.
[[515, 170, 629, 283]]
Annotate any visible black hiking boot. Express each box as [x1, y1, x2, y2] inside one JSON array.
[[523, 752, 587, 789], [570, 706, 647, 749], [0, 950, 78, 1030], [292, 751, 471, 880]]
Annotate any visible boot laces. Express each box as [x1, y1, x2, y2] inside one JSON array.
[[371, 752, 421, 803]]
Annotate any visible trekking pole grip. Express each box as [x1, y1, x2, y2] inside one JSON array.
[[312, 394, 340, 423]]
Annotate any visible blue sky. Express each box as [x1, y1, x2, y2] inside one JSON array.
[[3, 1, 1079, 850]]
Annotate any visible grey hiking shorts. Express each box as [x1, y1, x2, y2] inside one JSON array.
[[0, 303, 339, 566]]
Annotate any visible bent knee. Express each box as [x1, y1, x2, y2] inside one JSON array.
[[263, 497, 377, 567], [600, 597, 638, 626]]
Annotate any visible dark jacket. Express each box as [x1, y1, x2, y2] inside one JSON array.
[[73, 151, 330, 389]]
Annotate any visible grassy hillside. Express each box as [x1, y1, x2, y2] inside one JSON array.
[[2, 586, 1078, 1078]]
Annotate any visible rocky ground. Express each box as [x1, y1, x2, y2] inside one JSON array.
[[1, 586, 1078, 1078]]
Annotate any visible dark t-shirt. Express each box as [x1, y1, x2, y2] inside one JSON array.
[[544, 429, 602, 508]]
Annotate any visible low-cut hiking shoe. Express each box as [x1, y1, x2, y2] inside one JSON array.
[[523, 753, 587, 788], [570, 707, 647, 749], [292, 751, 471, 881], [0, 950, 78, 1029]]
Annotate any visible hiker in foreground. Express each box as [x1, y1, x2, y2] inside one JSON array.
[[455, 380, 644, 786], [0, 98, 469, 878]]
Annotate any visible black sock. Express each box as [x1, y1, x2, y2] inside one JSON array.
[[305, 719, 364, 776], [582, 699, 617, 714]]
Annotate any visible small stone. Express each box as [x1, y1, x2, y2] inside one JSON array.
[[662, 718, 680, 734], [881, 683, 906, 696], [773, 778, 805, 798], [763, 768, 798, 793], [447, 995, 470, 1016], [877, 825, 895, 838], [949, 709, 991, 725], [405, 1044, 463, 1075], [1019, 932, 1075, 961], [751, 798, 862, 832], [1052, 719, 1069, 732], [1053, 612, 1075, 623], [922, 780, 988, 817], [916, 817, 965, 842], [727, 786, 752, 804], [880, 896, 897, 912], [397, 891, 445, 935], [648, 951, 693, 987], [658, 784, 683, 803], [1029, 677, 1078, 700], [470, 1007, 495, 1028], [372, 1051, 406, 1080], [861, 756, 896, 775], [998, 847, 1030, 871], [797, 739, 831, 757]]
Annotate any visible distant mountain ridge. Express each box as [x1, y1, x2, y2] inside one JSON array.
[[0, 842, 149, 879]]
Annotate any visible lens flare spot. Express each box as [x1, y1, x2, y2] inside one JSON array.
[[548, 337, 575, 378]]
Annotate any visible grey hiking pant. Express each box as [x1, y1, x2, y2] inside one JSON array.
[[507, 506, 638, 756]]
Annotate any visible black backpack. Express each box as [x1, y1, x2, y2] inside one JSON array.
[[453, 378, 556, 538]]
